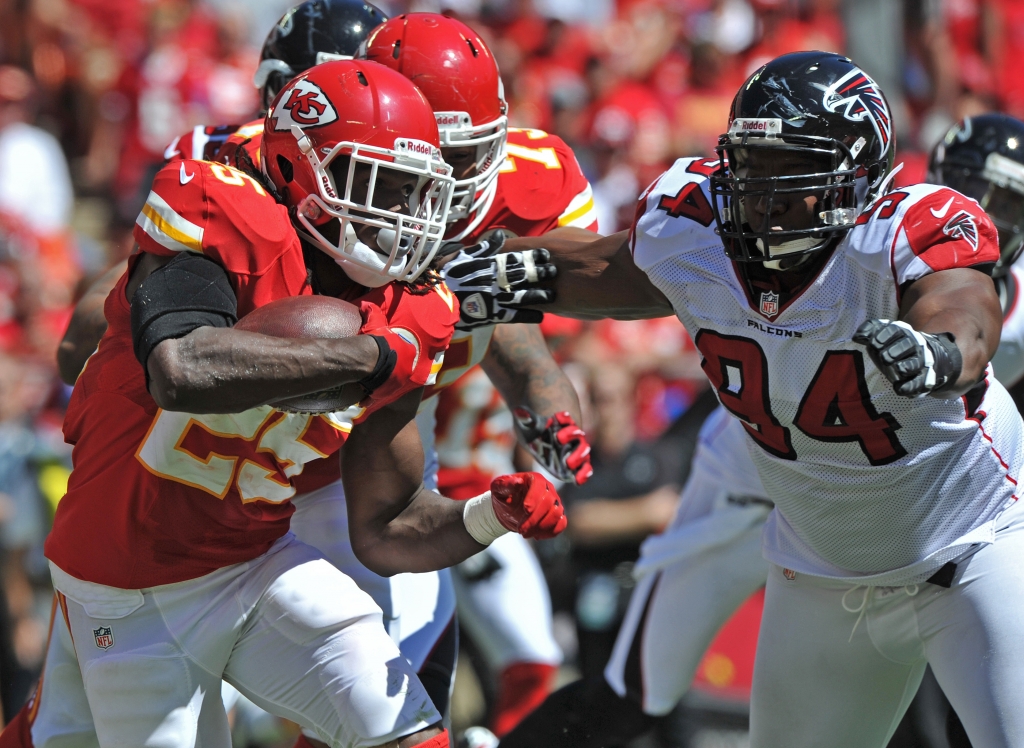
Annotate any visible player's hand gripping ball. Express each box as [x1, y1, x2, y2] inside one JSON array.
[[234, 296, 366, 413], [490, 472, 567, 540], [513, 406, 594, 484], [853, 318, 963, 398], [441, 230, 558, 330]]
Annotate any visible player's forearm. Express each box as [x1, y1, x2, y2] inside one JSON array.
[[350, 488, 485, 576], [482, 324, 582, 423], [147, 327, 379, 413], [507, 231, 674, 320], [900, 268, 1001, 396]]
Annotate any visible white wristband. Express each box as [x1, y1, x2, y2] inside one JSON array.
[[463, 492, 510, 546]]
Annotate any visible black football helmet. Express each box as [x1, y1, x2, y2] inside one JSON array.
[[253, 0, 388, 111], [928, 113, 1024, 277], [711, 51, 896, 265]]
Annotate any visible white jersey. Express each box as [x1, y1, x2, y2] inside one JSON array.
[[633, 157, 1024, 585]]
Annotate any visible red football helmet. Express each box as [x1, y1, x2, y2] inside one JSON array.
[[361, 14, 507, 240], [261, 59, 454, 287]]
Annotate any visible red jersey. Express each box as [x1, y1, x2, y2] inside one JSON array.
[[434, 128, 597, 497], [46, 159, 456, 589], [434, 366, 516, 499], [449, 127, 598, 245], [163, 120, 264, 168]]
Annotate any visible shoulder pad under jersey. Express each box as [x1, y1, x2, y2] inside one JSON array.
[[133, 159, 305, 310], [847, 183, 999, 286], [630, 157, 722, 272], [498, 128, 593, 226]]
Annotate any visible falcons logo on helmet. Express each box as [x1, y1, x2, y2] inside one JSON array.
[[272, 79, 338, 131], [822, 67, 893, 157], [942, 210, 980, 251]]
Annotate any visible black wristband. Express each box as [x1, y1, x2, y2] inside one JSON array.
[[358, 334, 398, 395], [929, 332, 964, 395]]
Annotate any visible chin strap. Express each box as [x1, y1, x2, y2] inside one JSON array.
[[862, 162, 904, 214]]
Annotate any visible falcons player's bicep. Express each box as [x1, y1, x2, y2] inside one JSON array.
[[520, 230, 674, 320], [899, 267, 1002, 393]]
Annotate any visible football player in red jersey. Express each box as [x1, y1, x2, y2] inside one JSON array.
[[357, 14, 597, 737], [51, 6, 589, 741], [4, 61, 567, 748]]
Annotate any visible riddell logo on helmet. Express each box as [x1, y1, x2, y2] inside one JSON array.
[[435, 112, 470, 127], [395, 139, 440, 159], [731, 118, 781, 135], [272, 79, 338, 132]]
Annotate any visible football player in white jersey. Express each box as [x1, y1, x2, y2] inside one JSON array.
[[500, 111, 1024, 748], [500, 51, 1024, 748]]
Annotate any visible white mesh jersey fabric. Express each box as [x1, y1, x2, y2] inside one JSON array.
[[634, 158, 1024, 585]]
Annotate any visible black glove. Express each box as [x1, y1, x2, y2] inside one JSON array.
[[442, 230, 557, 330], [852, 319, 962, 398]]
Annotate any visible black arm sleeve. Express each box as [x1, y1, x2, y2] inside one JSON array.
[[130, 252, 238, 367]]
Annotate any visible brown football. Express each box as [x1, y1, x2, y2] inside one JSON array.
[[234, 295, 365, 414]]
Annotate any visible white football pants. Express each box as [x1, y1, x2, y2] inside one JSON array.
[[39, 535, 439, 748], [751, 501, 1024, 748], [603, 446, 770, 716]]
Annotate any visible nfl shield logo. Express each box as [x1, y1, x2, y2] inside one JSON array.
[[783, 568, 797, 581], [760, 291, 779, 317], [93, 626, 114, 650], [461, 292, 488, 320]]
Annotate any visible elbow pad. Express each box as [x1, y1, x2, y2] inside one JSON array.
[[130, 252, 237, 367]]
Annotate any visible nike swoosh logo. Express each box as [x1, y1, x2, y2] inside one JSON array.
[[930, 195, 955, 218], [163, 136, 181, 160], [179, 163, 195, 185]]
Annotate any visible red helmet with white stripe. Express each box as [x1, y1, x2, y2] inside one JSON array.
[[262, 59, 454, 287], [361, 14, 507, 239]]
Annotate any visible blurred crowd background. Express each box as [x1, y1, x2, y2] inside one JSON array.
[[0, 0, 1021, 743]]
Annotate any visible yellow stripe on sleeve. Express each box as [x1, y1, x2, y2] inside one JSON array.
[[135, 190, 205, 253]]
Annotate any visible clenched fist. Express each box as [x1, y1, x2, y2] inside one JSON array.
[[462, 472, 567, 545], [852, 318, 962, 398]]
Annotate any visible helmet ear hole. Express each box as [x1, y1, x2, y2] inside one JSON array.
[[277, 154, 294, 183]]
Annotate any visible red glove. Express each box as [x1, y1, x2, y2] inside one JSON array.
[[513, 408, 594, 485], [490, 472, 567, 540]]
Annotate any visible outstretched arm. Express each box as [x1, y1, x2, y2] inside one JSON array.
[[504, 231, 673, 320]]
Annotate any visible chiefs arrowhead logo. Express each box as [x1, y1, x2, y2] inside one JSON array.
[[272, 79, 338, 132], [942, 210, 980, 251]]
